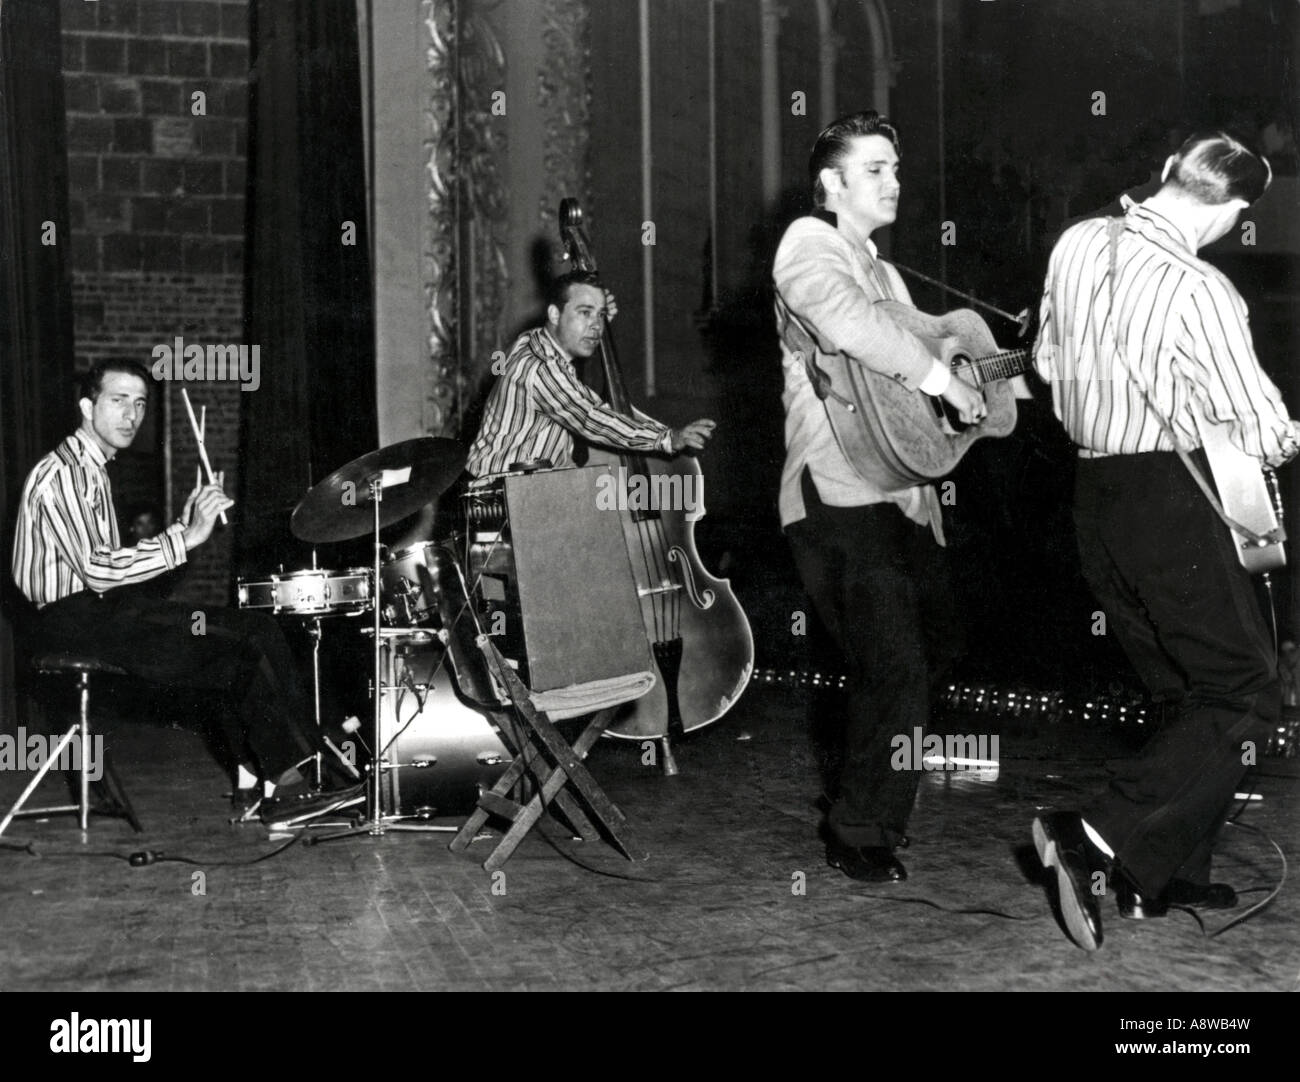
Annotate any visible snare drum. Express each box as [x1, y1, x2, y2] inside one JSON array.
[[237, 567, 373, 616], [380, 541, 453, 626]]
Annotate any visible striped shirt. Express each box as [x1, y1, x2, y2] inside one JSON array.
[[12, 429, 187, 608], [467, 327, 673, 478], [1034, 197, 1298, 467]]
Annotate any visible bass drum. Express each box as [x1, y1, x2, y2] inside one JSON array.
[[379, 631, 512, 818]]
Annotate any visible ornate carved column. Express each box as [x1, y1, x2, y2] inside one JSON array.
[[376, 0, 510, 442], [374, 0, 590, 439], [422, 0, 460, 438], [538, 0, 592, 254], [454, 0, 510, 421]]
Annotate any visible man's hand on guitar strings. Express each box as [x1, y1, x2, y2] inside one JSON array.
[[941, 375, 988, 425]]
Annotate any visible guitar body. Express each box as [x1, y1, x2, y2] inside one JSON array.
[[1196, 414, 1287, 574], [819, 302, 1019, 491]]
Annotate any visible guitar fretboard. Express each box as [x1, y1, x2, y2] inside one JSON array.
[[955, 349, 1030, 385]]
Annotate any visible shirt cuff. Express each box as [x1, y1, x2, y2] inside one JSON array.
[[161, 522, 188, 567], [919, 360, 952, 397], [659, 427, 675, 454]]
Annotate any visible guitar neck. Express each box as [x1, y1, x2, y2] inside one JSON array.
[[961, 349, 1030, 385]]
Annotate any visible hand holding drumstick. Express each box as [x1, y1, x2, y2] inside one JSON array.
[[180, 469, 234, 550], [179, 388, 233, 545]]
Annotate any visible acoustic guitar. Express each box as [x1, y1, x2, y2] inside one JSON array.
[[779, 299, 1030, 492]]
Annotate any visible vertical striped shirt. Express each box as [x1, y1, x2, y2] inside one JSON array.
[[12, 429, 188, 607], [1034, 197, 1298, 467], [466, 327, 673, 478]]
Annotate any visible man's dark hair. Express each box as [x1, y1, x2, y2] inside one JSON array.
[[546, 269, 604, 311], [78, 359, 151, 403], [1164, 130, 1272, 206], [809, 110, 902, 207]]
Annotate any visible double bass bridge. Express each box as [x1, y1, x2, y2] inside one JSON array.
[[637, 582, 682, 598]]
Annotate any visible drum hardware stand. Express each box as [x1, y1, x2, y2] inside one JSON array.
[[300, 615, 364, 791], [308, 547, 323, 790], [302, 476, 474, 843]]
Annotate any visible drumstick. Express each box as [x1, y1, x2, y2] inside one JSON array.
[[180, 387, 228, 526]]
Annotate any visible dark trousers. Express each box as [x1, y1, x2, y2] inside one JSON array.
[[787, 471, 962, 847], [35, 585, 320, 783], [1074, 452, 1279, 896]]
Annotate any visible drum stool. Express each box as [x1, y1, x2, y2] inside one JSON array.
[[0, 654, 142, 839]]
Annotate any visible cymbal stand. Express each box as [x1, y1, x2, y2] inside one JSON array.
[[302, 474, 465, 842], [367, 473, 384, 832], [306, 615, 324, 789]]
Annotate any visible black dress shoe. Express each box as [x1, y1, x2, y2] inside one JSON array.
[[1118, 878, 1238, 919], [826, 838, 907, 882], [1032, 812, 1105, 950], [1115, 876, 1169, 920]]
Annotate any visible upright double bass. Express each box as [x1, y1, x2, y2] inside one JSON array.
[[558, 198, 754, 745]]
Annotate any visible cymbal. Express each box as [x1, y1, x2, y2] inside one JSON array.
[[291, 438, 465, 543]]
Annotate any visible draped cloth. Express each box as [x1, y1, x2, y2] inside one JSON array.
[[238, 0, 377, 576], [0, 0, 78, 727]]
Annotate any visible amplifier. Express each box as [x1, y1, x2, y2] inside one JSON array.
[[466, 467, 650, 692]]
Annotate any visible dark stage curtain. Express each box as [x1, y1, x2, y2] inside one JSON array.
[[238, 0, 376, 576], [0, 1, 77, 728]]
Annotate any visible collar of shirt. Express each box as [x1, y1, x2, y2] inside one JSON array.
[[841, 222, 880, 261], [70, 428, 109, 470], [1125, 196, 1198, 256], [814, 207, 880, 261], [538, 326, 576, 373]]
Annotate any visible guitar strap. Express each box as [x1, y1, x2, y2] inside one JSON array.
[[1104, 217, 1275, 547], [773, 290, 844, 407]]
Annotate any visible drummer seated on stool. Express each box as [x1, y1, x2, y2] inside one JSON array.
[[11, 359, 331, 813], [466, 270, 717, 479]]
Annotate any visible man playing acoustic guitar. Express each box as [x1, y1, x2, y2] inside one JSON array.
[[773, 110, 986, 882], [1031, 130, 1299, 950]]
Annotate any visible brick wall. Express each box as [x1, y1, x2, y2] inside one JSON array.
[[61, 0, 250, 606]]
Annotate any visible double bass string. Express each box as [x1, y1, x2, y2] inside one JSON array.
[[627, 458, 679, 644]]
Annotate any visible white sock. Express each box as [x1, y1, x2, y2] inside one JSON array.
[[1082, 817, 1115, 858], [236, 764, 258, 789], [263, 780, 276, 798]]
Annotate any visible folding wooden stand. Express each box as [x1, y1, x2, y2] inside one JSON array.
[[450, 638, 645, 872]]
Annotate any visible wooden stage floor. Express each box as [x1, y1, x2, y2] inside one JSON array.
[[1, 684, 1296, 992]]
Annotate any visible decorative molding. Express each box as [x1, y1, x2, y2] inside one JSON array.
[[460, 0, 509, 400], [422, 0, 509, 438], [422, 0, 458, 437], [538, 0, 592, 258]]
